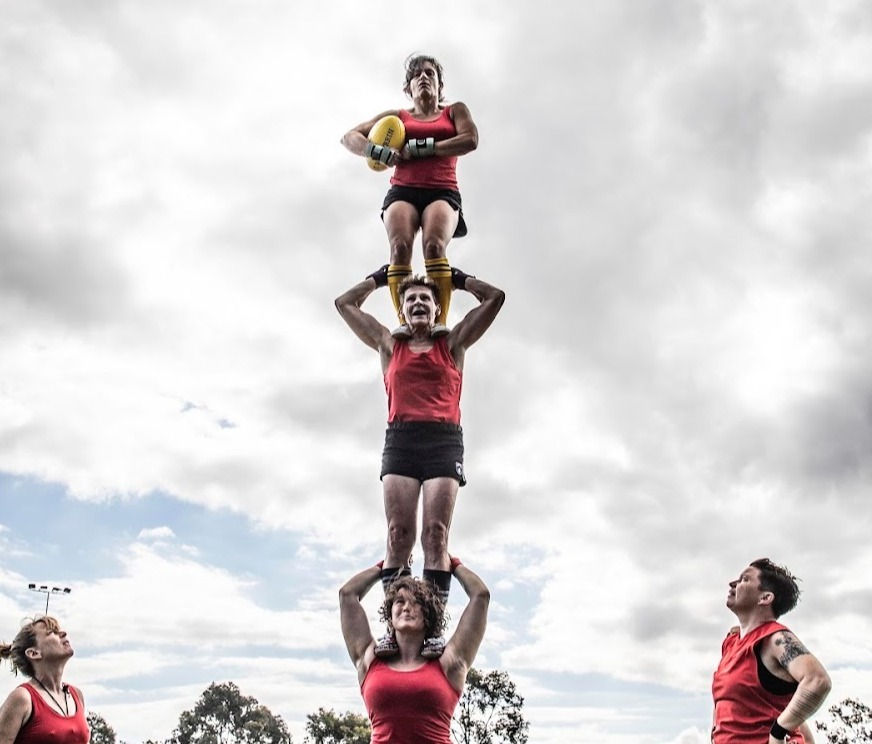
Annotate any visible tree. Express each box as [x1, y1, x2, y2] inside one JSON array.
[[303, 707, 370, 744], [168, 681, 292, 744], [87, 711, 118, 744], [816, 698, 872, 744], [452, 668, 529, 744]]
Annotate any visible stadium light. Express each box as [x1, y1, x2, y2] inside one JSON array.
[[28, 584, 71, 614]]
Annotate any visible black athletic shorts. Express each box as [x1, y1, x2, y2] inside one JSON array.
[[380, 421, 466, 486], [381, 186, 468, 238]]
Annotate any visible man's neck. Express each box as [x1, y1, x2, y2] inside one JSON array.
[[735, 609, 777, 637]]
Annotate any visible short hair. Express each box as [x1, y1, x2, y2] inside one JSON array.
[[750, 558, 801, 618], [0, 616, 61, 677], [403, 53, 445, 101], [379, 576, 447, 637], [397, 274, 439, 302]]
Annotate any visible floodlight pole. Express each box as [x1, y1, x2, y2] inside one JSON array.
[[27, 584, 71, 614]]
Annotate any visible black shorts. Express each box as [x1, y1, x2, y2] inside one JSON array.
[[380, 421, 466, 486], [381, 186, 468, 238]]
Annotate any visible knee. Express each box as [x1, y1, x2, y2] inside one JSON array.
[[388, 521, 415, 553], [389, 237, 413, 265], [421, 521, 449, 554], [422, 237, 447, 261]]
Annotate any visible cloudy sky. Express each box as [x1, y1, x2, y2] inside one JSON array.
[[2, 1, 871, 742]]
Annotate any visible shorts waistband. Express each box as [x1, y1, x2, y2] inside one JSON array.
[[387, 420, 462, 433]]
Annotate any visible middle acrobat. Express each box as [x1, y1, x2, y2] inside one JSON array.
[[341, 53, 477, 338], [335, 267, 504, 655]]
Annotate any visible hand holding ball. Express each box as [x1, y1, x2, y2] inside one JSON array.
[[365, 115, 405, 172]]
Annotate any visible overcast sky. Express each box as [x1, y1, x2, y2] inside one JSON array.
[[2, 1, 871, 742]]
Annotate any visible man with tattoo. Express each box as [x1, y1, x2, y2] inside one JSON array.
[[712, 558, 831, 743]]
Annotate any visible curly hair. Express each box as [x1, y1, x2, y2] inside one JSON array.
[[0, 616, 61, 677], [402, 53, 445, 102], [379, 576, 447, 637], [750, 558, 801, 618], [397, 274, 439, 302]]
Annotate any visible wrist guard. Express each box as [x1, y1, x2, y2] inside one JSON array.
[[451, 267, 474, 290], [406, 137, 436, 158], [364, 141, 392, 166], [366, 264, 390, 288], [769, 722, 790, 741]]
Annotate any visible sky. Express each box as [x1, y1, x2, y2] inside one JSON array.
[[1, 0, 871, 742]]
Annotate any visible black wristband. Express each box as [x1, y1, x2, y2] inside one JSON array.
[[769, 721, 790, 741], [366, 264, 389, 288], [451, 267, 474, 290]]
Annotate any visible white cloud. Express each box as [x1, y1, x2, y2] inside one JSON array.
[[1, 1, 871, 742]]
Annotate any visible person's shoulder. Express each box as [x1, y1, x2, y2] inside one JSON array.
[[68, 684, 85, 703], [3, 684, 33, 713]]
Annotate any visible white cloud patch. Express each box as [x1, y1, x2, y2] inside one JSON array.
[[1, 0, 871, 742]]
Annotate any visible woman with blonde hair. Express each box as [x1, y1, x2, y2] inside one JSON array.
[[0, 616, 89, 743]]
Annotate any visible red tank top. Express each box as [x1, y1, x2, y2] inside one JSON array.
[[712, 622, 805, 743], [385, 337, 462, 424], [16, 683, 90, 744], [391, 107, 459, 190], [361, 659, 460, 744]]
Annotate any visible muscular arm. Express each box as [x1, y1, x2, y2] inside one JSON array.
[[447, 276, 505, 368], [432, 102, 478, 157], [763, 631, 831, 740], [0, 688, 31, 744], [441, 563, 490, 692], [339, 564, 381, 683], [341, 110, 400, 156], [335, 277, 393, 357]]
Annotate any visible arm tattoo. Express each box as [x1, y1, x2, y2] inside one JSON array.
[[774, 632, 810, 668]]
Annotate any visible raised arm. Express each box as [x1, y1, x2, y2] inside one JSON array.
[[447, 271, 505, 367], [763, 630, 831, 742], [441, 560, 490, 692], [335, 269, 394, 355], [339, 564, 381, 684]]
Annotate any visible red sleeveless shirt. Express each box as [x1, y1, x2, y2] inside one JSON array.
[[384, 337, 462, 424], [712, 621, 805, 743], [361, 659, 460, 744], [16, 683, 90, 744], [391, 106, 459, 190]]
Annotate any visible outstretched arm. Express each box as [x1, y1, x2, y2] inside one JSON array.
[[339, 564, 381, 681], [447, 273, 505, 366], [441, 560, 490, 691], [335, 271, 394, 355], [763, 630, 831, 742]]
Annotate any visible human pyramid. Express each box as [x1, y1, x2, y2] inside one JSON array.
[[335, 54, 502, 743], [0, 52, 834, 744], [332, 53, 834, 744]]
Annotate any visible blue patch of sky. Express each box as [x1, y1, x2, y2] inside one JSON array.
[[0, 472, 311, 612]]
